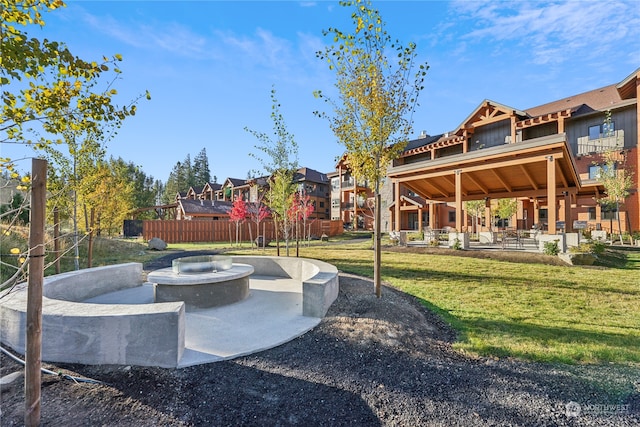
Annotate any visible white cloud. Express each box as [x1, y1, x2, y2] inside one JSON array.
[[450, 0, 640, 66], [80, 12, 209, 58]]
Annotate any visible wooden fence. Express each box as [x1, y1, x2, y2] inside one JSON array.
[[142, 219, 343, 244]]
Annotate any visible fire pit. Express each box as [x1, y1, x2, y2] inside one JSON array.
[[148, 255, 253, 310]]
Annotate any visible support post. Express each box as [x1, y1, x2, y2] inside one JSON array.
[[547, 156, 557, 235], [25, 158, 47, 427], [455, 170, 463, 232], [394, 180, 400, 232]]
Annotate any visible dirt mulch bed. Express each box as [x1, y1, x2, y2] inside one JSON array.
[[1, 251, 638, 426]]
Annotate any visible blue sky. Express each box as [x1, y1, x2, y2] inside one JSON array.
[[5, 0, 640, 184]]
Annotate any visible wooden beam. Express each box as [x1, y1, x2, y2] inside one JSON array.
[[466, 171, 489, 194], [555, 160, 568, 188], [491, 168, 512, 192], [404, 182, 433, 200], [425, 179, 451, 198], [519, 164, 539, 190], [443, 174, 468, 196], [392, 151, 565, 183], [468, 113, 511, 128]]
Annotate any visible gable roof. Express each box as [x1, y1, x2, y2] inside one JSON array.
[[223, 177, 247, 187], [295, 167, 328, 184], [455, 100, 527, 134], [524, 84, 625, 118], [204, 182, 222, 192], [178, 199, 233, 216]]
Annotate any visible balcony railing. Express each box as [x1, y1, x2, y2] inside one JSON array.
[[577, 130, 624, 155]]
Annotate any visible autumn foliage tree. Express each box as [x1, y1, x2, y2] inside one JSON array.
[[2, 0, 149, 271], [314, 0, 428, 296], [598, 150, 634, 243], [288, 191, 315, 244], [229, 195, 248, 246], [1, 0, 149, 175]]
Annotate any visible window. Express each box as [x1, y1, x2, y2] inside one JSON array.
[[587, 207, 596, 220], [589, 164, 612, 180], [331, 177, 340, 191], [319, 201, 325, 208], [588, 122, 615, 140], [448, 211, 456, 223], [588, 125, 601, 140]]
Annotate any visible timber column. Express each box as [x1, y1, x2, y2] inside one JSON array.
[[547, 155, 557, 235]]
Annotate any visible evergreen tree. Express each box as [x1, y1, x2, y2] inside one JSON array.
[[193, 148, 211, 185], [162, 161, 185, 203]]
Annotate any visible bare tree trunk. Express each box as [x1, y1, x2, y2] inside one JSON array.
[[275, 218, 280, 256], [53, 207, 60, 274], [617, 201, 624, 245], [374, 151, 382, 298], [25, 158, 46, 427], [88, 208, 95, 268]]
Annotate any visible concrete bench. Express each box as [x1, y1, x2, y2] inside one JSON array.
[[231, 256, 339, 318], [0, 257, 338, 368], [0, 263, 185, 368]]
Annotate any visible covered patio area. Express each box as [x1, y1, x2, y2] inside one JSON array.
[[387, 134, 587, 243]]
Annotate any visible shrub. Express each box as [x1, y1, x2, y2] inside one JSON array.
[[452, 238, 462, 250], [590, 239, 606, 254], [543, 240, 560, 256]]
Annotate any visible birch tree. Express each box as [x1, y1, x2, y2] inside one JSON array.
[[245, 87, 299, 256], [314, 0, 428, 296]]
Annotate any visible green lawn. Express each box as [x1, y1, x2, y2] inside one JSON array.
[[231, 239, 640, 365], [9, 231, 637, 366]]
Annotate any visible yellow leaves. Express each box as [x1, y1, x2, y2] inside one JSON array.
[[145, 90, 151, 100], [114, 53, 123, 61], [21, 176, 31, 184], [10, 248, 20, 255]]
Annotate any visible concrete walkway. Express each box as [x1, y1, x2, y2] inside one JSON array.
[[85, 276, 321, 368]]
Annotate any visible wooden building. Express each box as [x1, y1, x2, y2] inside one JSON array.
[[385, 68, 640, 237]]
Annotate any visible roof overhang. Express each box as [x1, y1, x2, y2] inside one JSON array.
[[388, 134, 581, 203]]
